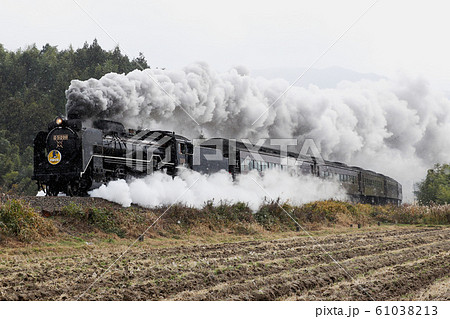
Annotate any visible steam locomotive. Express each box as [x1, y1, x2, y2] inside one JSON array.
[[33, 116, 402, 205]]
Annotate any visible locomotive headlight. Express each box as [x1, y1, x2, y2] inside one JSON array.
[[56, 117, 63, 125]]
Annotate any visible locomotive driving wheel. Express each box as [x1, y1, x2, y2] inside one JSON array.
[[66, 182, 80, 197], [46, 184, 59, 196]]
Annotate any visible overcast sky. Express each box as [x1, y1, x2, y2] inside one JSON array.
[[1, 0, 449, 91]]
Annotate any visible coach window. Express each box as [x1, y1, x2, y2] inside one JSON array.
[[242, 159, 248, 171], [186, 144, 193, 155], [179, 143, 186, 154]]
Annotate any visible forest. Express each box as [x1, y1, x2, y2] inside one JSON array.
[[0, 40, 149, 194]]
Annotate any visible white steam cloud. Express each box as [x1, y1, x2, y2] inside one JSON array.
[[66, 63, 450, 202], [90, 169, 346, 210]]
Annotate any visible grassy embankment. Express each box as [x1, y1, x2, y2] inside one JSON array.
[[1, 199, 449, 245]]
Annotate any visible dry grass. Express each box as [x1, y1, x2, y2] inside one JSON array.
[[1, 199, 449, 244], [0, 199, 56, 242]]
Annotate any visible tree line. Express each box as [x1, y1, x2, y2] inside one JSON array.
[[415, 164, 450, 205], [0, 40, 149, 194]]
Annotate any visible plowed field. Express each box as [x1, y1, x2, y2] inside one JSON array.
[[1, 226, 449, 300]]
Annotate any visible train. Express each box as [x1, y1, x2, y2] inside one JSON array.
[[33, 116, 402, 205]]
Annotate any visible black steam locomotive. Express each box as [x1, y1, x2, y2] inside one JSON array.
[[33, 116, 402, 205]]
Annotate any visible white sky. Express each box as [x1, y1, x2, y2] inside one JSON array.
[[1, 0, 449, 91]]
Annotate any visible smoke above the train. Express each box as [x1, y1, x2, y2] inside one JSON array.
[[90, 169, 347, 210], [66, 63, 450, 201]]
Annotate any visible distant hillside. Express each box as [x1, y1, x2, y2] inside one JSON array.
[[252, 66, 383, 88]]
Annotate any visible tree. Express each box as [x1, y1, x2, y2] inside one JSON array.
[[415, 164, 450, 205]]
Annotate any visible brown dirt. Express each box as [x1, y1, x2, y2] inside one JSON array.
[[0, 225, 449, 301]]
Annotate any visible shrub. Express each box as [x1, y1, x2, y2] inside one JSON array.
[[0, 199, 56, 242], [255, 200, 296, 231], [293, 200, 371, 226], [60, 203, 125, 237], [206, 201, 253, 224], [88, 207, 125, 237], [61, 202, 86, 220]]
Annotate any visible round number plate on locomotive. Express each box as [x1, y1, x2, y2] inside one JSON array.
[[48, 150, 62, 165]]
